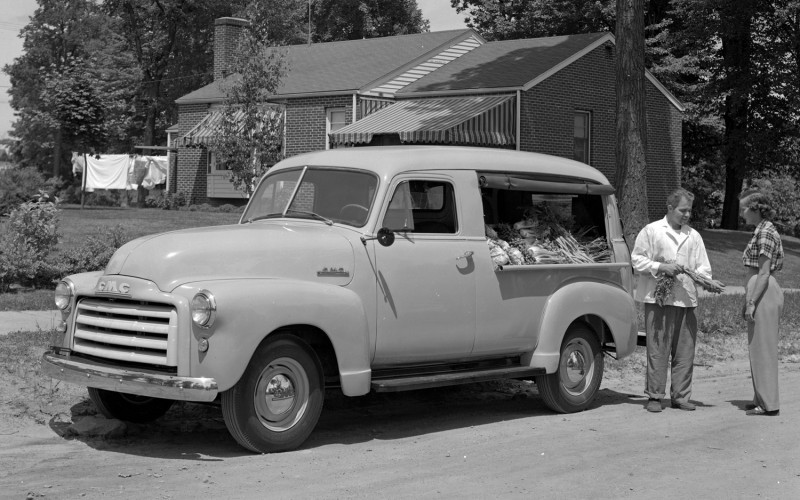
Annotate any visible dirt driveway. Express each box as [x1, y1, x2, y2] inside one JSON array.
[[1, 361, 799, 499]]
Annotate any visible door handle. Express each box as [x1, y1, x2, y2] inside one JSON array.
[[456, 251, 474, 261]]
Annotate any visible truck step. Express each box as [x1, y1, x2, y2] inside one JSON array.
[[371, 366, 546, 393]]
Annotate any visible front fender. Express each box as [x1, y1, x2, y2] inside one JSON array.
[[175, 279, 371, 395], [524, 281, 637, 373]]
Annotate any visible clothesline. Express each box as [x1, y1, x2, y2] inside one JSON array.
[[70, 153, 168, 191]]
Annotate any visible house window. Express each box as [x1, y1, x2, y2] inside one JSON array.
[[326, 108, 347, 149], [573, 111, 591, 164], [207, 150, 230, 172]]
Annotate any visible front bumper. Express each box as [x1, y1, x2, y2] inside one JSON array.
[[42, 348, 218, 402]]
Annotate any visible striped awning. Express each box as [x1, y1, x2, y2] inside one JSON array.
[[180, 107, 282, 147], [359, 98, 395, 118], [330, 95, 516, 146]]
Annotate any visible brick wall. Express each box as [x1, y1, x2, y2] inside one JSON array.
[[214, 18, 250, 81], [285, 96, 353, 157], [176, 103, 211, 203], [520, 41, 682, 220]]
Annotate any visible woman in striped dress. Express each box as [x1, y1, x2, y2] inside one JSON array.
[[739, 190, 784, 416]]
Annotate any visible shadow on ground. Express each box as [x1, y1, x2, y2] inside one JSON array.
[[45, 381, 643, 460]]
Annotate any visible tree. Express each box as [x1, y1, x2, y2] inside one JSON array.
[[234, 0, 309, 45], [450, 0, 615, 40], [213, 24, 287, 196], [38, 58, 108, 177], [715, 0, 756, 229], [615, 0, 649, 246], [312, 0, 429, 42], [3, 0, 134, 176]]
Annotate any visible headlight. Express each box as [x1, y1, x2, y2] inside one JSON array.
[[54, 280, 74, 311], [191, 290, 216, 328]]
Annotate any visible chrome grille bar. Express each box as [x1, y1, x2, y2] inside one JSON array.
[[72, 298, 178, 367]]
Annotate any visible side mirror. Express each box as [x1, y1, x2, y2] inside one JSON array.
[[376, 227, 395, 247], [361, 227, 395, 247]]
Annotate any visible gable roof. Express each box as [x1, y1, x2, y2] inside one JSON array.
[[176, 29, 477, 104], [394, 32, 610, 95]]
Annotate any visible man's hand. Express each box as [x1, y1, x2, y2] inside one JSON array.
[[659, 262, 684, 277], [706, 279, 725, 293]]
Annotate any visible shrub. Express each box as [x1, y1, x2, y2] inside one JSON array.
[[84, 189, 123, 207], [54, 224, 128, 276], [0, 192, 61, 291], [218, 204, 244, 213], [145, 190, 189, 210], [57, 180, 83, 204], [0, 167, 48, 216]]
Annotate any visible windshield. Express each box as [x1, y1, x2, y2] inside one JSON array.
[[242, 167, 379, 227]]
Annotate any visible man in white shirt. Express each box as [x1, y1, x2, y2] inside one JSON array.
[[631, 188, 724, 413]]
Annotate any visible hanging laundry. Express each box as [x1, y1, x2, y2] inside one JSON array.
[[141, 156, 168, 189], [84, 155, 135, 190], [129, 157, 149, 188], [71, 152, 85, 175]]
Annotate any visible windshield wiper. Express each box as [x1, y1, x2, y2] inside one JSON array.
[[245, 213, 284, 224], [285, 209, 333, 226]]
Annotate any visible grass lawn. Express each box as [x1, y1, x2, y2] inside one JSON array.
[[55, 204, 242, 252], [700, 228, 800, 289]]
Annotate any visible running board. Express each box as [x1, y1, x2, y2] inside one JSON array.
[[371, 366, 546, 393]]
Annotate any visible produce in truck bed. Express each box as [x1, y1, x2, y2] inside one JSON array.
[[486, 217, 611, 267]]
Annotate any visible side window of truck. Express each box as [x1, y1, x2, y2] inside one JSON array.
[[382, 180, 458, 234]]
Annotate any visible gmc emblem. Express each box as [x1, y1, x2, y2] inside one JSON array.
[[96, 279, 131, 295]]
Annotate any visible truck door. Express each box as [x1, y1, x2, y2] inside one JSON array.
[[372, 175, 480, 365]]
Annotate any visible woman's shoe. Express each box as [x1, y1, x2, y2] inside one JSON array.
[[746, 406, 779, 416]]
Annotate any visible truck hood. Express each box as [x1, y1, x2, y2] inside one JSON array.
[[104, 222, 356, 291]]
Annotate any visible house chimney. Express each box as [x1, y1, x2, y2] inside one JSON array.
[[214, 17, 250, 81]]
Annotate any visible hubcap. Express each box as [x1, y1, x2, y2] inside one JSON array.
[[254, 357, 309, 432], [560, 338, 594, 395], [265, 374, 296, 415]]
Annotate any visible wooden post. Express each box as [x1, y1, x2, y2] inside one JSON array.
[[80, 153, 87, 209]]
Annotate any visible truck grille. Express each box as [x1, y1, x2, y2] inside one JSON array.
[[72, 298, 178, 367]]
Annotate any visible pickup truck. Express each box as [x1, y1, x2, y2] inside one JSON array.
[[43, 146, 637, 453]]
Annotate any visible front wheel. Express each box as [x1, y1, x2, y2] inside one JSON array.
[[535, 325, 604, 413], [222, 335, 324, 453], [88, 388, 174, 423]]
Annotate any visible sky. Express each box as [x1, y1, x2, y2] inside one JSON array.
[[0, 0, 468, 140]]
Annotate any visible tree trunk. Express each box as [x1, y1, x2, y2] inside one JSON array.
[[615, 0, 649, 250], [137, 77, 161, 207], [52, 127, 63, 178], [718, 0, 755, 230]]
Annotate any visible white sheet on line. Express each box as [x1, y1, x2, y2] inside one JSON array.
[[84, 154, 135, 190]]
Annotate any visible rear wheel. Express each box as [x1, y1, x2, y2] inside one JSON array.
[[535, 325, 603, 413], [222, 335, 324, 453], [88, 388, 174, 423]]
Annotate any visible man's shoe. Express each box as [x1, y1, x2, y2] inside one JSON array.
[[746, 406, 779, 416], [646, 399, 662, 412], [671, 401, 696, 411]]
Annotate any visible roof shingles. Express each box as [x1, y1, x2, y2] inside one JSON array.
[[398, 32, 610, 94], [177, 30, 473, 104]]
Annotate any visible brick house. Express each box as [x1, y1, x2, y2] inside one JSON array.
[[174, 17, 682, 219]]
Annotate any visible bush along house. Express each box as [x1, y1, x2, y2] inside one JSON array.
[[173, 17, 683, 218]]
